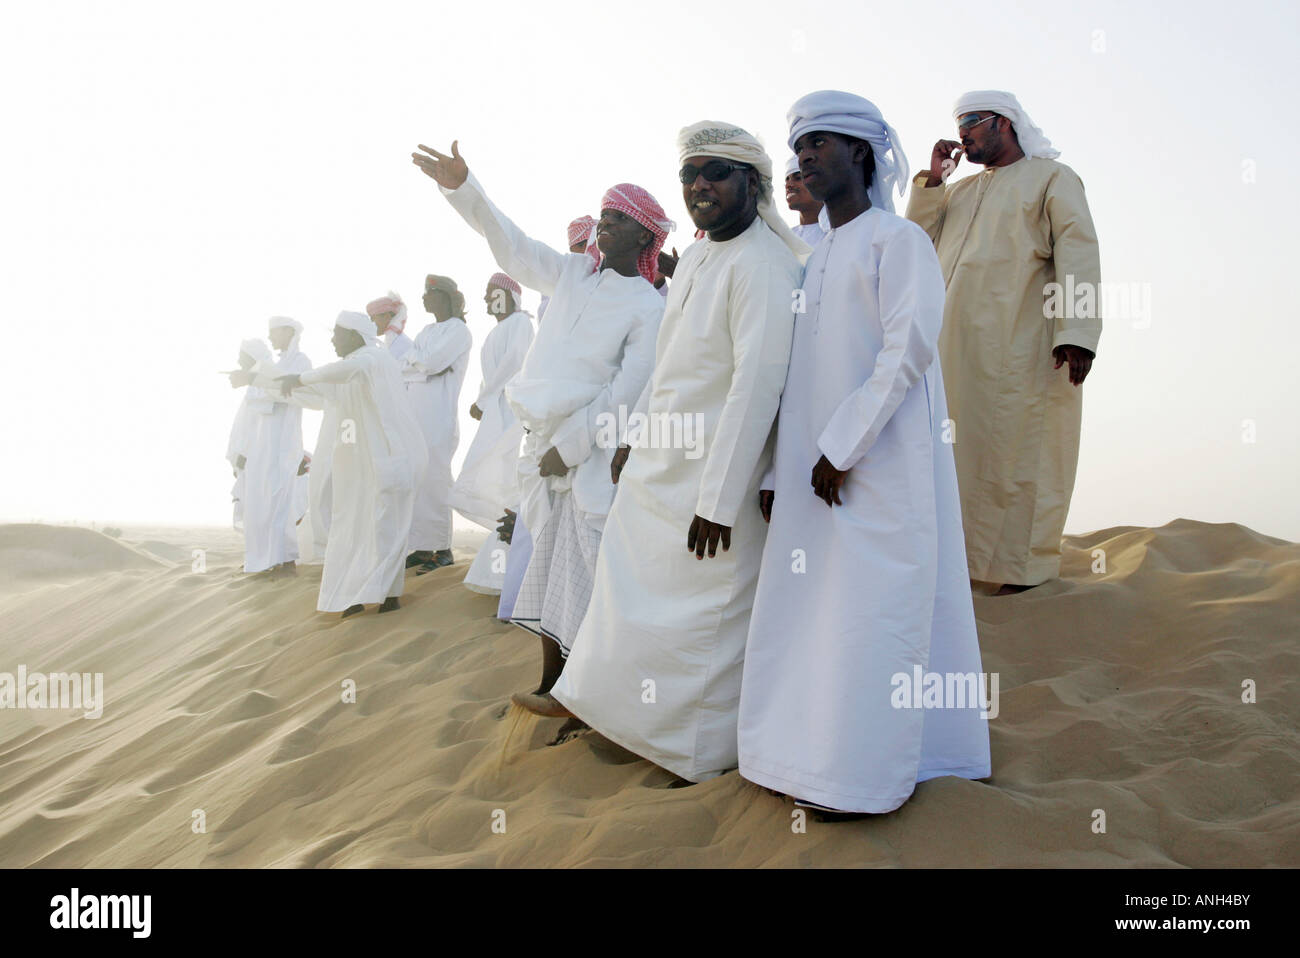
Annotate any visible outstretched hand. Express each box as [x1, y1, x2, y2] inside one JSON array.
[[687, 514, 731, 559], [277, 374, 302, 397], [412, 141, 469, 191], [657, 247, 680, 279]]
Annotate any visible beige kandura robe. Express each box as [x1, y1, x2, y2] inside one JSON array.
[[906, 156, 1101, 586]]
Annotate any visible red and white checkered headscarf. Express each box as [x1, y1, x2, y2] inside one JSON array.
[[487, 272, 522, 298], [567, 215, 596, 250], [599, 184, 674, 284], [365, 291, 407, 334]]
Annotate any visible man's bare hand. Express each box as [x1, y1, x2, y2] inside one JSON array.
[[687, 514, 731, 559], [412, 141, 469, 191], [657, 247, 679, 279], [927, 139, 963, 187], [759, 490, 774, 523], [539, 445, 568, 477], [811, 454, 847, 507], [469, 403, 483, 421], [1053, 345, 1095, 386], [611, 444, 630, 484], [277, 374, 302, 397]]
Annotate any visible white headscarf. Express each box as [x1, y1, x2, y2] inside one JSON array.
[[953, 90, 1059, 159], [335, 310, 378, 348], [785, 154, 800, 178], [268, 315, 303, 354], [786, 91, 910, 214], [239, 338, 273, 370], [677, 121, 811, 259]]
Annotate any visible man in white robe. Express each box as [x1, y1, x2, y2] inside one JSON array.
[[402, 275, 472, 571], [272, 311, 429, 617], [738, 92, 991, 815], [227, 322, 311, 574], [785, 153, 826, 246], [411, 142, 670, 709], [452, 272, 534, 595], [226, 338, 273, 531], [548, 123, 808, 782]]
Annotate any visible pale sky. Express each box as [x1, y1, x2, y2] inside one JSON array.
[[3, 0, 1297, 541]]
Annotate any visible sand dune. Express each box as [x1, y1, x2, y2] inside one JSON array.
[[0, 518, 1295, 867]]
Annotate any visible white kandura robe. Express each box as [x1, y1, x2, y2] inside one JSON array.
[[226, 380, 270, 530], [453, 310, 533, 594], [552, 215, 802, 781], [440, 172, 665, 649], [793, 221, 827, 246], [737, 208, 991, 813], [239, 346, 312, 572], [401, 317, 471, 552], [450, 310, 534, 530], [286, 346, 429, 611]]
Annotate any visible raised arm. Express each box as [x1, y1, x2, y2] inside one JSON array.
[[413, 141, 569, 296]]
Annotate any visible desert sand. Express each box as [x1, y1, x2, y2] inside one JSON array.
[[0, 518, 1295, 867]]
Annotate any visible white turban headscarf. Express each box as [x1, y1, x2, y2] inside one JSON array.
[[239, 337, 273, 370], [953, 90, 1059, 159], [784, 154, 800, 178], [677, 121, 811, 260], [268, 315, 303, 354], [786, 91, 910, 214], [335, 310, 378, 348]]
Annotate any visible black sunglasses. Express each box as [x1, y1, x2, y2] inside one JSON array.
[[678, 160, 749, 185]]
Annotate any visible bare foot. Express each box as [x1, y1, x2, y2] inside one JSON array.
[[341, 604, 364, 619], [546, 716, 589, 746], [510, 691, 573, 718], [377, 596, 400, 613]]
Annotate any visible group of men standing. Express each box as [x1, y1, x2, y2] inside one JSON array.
[[226, 268, 538, 616], [228, 85, 1100, 816]]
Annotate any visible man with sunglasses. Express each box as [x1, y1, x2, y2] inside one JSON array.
[[412, 141, 670, 716], [907, 90, 1102, 596], [547, 122, 808, 784], [738, 91, 990, 816]]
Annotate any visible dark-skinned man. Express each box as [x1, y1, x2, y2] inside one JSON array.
[[412, 142, 670, 719], [784, 153, 825, 246], [906, 90, 1102, 595], [548, 122, 808, 784], [738, 91, 990, 816], [272, 312, 428, 618], [452, 272, 534, 596], [400, 275, 472, 572]]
